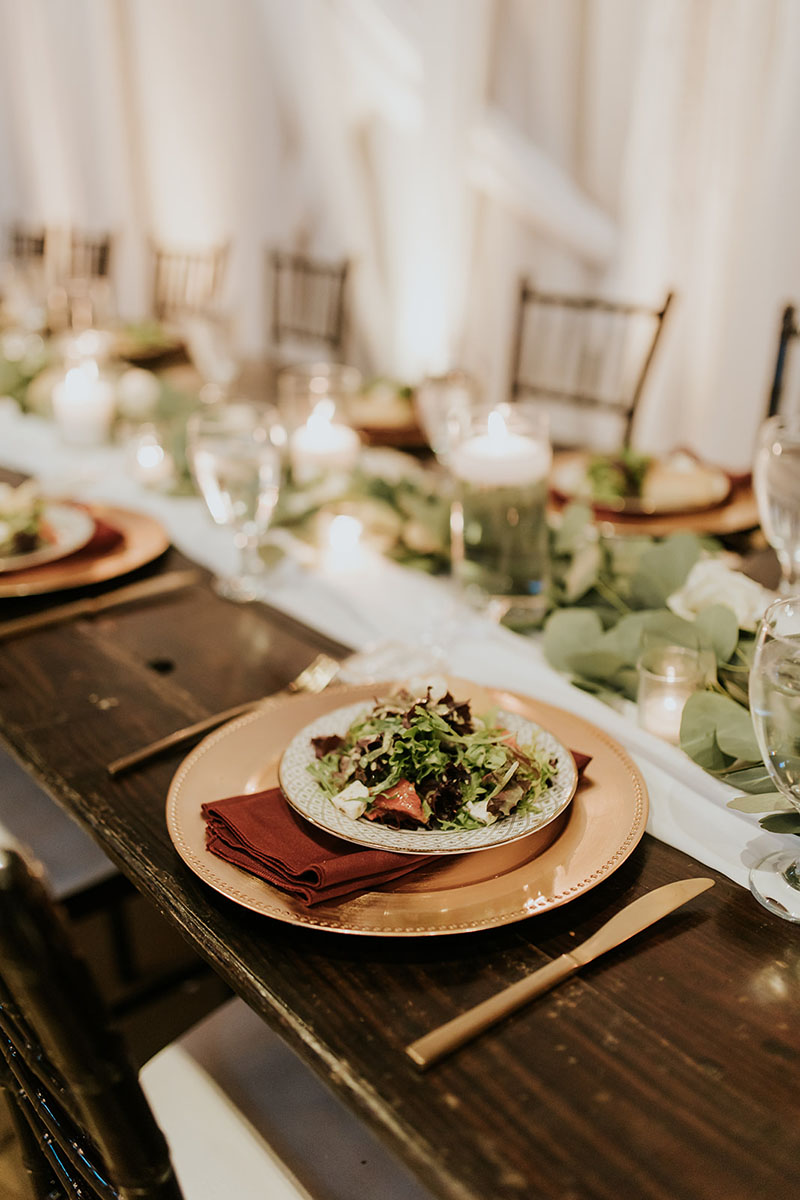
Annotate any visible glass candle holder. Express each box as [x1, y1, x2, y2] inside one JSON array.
[[637, 645, 705, 744], [448, 402, 552, 621], [51, 360, 116, 446], [414, 369, 479, 462], [278, 363, 362, 485]]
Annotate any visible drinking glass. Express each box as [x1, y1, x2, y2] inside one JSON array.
[[754, 415, 800, 594], [187, 402, 283, 601], [748, 596, 800, 921], [414, 370, 478, 463]]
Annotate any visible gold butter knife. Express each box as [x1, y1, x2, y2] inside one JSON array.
[[406, 876, 714, 1069], [0, 569, 200, 642]]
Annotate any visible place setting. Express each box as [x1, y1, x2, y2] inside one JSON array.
[[165, 673, 648, 936], [4, 11, 800, 1198], [0, 478, 172, 600]]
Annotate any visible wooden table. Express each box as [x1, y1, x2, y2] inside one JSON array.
[[0, 546, 798, 1200]]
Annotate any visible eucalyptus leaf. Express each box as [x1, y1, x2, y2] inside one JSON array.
[[553, 503, 594, 555], [543, 610, 603, 672], [629, 533, 703, 608], [563, 541, 603, 602], [727, 792, 794, 813], [695, 605, 739, 664], [568, 649, 627, 679], [717, 763, 773, 793], [679, 692, 736, 771], [759, 813, 800, 835], [714, 701, 760, 762]]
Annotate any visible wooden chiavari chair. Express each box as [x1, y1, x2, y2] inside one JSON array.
[[508, 283, 674, 446], [7, 225, 47, 266], [151, 242, 229, 322], [269, 250, 349, 359], [767, 303, 798, 419], [0, 845, 311, 1200]]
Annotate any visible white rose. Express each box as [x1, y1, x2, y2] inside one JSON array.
[[667, 560, 776, 631]]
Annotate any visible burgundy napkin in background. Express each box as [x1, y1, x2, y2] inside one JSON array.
[[202, 753, 593, 907], [202, 788, 430, 905], [65, 516, 125, 562], [3, 514, 124, 579]]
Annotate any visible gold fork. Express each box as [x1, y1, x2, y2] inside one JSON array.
[[106, 652, 341, 778]]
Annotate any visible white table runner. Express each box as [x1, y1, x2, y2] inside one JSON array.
[[0, 403, 784, 890]]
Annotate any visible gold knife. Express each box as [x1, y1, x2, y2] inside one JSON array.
[[406, 876, 714, 1069], [0, 569, 200, 642]]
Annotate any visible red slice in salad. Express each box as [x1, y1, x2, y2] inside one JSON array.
[[365, 779, 428, 827]]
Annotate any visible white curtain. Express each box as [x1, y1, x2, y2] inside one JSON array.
[[1, 0, 799, 467]]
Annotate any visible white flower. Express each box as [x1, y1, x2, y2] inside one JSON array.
[[667, 560, 776, 631]]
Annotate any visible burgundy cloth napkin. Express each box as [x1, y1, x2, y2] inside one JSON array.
[[201, 753, 592, 907], [202, 788, 430, 905], [62, 516, 125, 563]]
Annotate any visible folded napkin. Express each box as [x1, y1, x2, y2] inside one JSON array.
[[202, 788, 430, 905], [65, 515, 124, 562], [202, 753, 592, 907]]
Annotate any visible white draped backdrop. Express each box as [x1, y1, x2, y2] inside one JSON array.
[[1, 0, 799, 468]]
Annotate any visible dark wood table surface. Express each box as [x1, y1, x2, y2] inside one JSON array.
[[0, 539, 798, 1200]]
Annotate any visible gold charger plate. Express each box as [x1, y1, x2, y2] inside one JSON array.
[[166, 680, 648, 936], [549, 478, 758, 538], [551, 451, 731, 516], [0, 505, 170, 598]]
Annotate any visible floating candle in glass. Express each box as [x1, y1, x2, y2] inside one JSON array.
[[51, 361, 115, 446], [637, 645, 704, 744], [288, 398, 360, 483], [448, 404, 552, 620]]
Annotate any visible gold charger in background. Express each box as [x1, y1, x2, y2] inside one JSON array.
[[0, 505, 170, 598], [166, 679, 649, 937]]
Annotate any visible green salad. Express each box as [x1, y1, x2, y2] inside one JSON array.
[[307, 689, 556, 831], [586, 447, 652, 503]]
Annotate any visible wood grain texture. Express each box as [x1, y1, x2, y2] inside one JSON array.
[[0, 545, 797, 1200]]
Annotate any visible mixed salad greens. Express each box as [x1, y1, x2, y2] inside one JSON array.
[[586, 447, 652, 504], [307, 688, 557, 831], [0, 481, 46, 557]]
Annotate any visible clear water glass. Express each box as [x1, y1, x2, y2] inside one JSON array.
[[754, 415, 800, 594], [187, 401, 283, 601], [748, 596, 800, 921], [414, 370, 478, 463]]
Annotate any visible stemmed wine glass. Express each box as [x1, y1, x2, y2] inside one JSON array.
[[748, 596, 800, 921], [754, 415, 800, 594], [187, 401, 284, 602]]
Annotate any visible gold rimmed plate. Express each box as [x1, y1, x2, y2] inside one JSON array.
[[166, 679, 649, 936], [551, 451, 731, 516], [0, 503, 94, 572], [0, 505, 170, 598], [279, 699, 577, 855]]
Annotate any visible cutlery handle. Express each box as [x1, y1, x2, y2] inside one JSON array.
[[406, 953, 579, 1070], [107, 700, 259, 777], [0, 570, 199, 642]]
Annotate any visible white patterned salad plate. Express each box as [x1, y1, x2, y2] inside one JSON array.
[[278, 700, 578, 855], [0, 504, 95, 572]]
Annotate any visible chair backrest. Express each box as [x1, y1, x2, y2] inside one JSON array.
[[0, 847, 184, 1200], [508, 283, 673, 445], [7, 225, 47, 265], [66, 231, 113, 282], [269, 250, 349, 358], [767, 303, 798, 419], [152, 242, 229, 322]]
